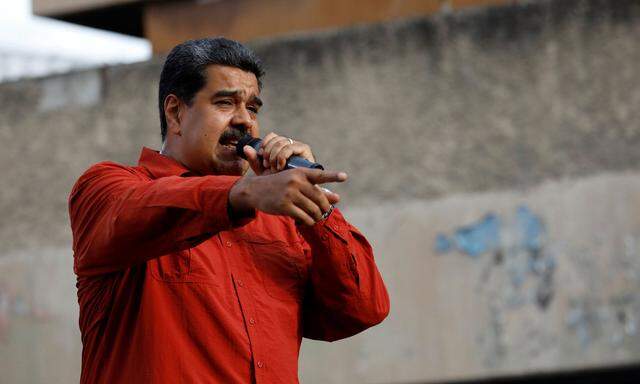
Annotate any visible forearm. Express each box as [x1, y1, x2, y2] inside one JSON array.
[[103, 176, 240, 251], [298, 209, 390, 340], [70, 163, 253, 275]]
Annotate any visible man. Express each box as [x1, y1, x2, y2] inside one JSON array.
[[69, 37, 389, 383]]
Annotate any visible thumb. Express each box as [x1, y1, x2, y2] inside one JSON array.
[[304, 169, 348, 185], [243, 145, 265, 175]]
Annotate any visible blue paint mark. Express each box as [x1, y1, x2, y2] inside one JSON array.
[[529, 254, 556, 275], [509, 264, 528, 288], [435, 205, 546, 260], [516, 205, 544, 252], [567, 306, 591, 347], [435, 234, 452, 253], [434, 205, 556, 310], [452, 213, 500, 257]]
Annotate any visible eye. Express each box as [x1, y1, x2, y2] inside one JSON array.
[[247, 105, 259, 114], [215, 99, 234, 106]]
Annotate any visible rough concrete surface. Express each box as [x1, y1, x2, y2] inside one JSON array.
[[1, 0, 640, 382], [0, 248, 80, 383], [302, 171, 640, 383]]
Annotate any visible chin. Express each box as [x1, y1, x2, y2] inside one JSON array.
[[211, 160, 249, 176], [223, 169, 247, 176]]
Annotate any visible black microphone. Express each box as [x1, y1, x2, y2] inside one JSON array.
[[236, 135, 324, 170]]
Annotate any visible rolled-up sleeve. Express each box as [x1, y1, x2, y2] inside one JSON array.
[[297, 208, 390, 341]]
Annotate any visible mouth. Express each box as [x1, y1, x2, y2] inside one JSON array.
[[220, 140, 238, 151], [219, 131, 242, 152]]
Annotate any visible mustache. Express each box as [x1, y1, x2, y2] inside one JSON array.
[[219, 129, 247, 143]]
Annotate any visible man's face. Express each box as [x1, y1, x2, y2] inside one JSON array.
[[173, 65, 262, 176]]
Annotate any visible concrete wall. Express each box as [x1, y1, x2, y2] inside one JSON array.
[[2, 0, 640, 382]]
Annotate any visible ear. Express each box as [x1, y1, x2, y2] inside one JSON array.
[[164, 94, 183, 137]]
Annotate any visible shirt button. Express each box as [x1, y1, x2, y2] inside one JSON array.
[[249, 318, 256, 325], [237, 280, 244, 287], [257, 361, 264, 368], [226, 241, 232, 247]]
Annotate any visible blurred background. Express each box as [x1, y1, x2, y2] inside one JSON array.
[[1, 0, 640, 383]]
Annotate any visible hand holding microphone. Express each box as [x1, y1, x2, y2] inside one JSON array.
[[236, 132, 323, 173], [229, 133, 346, 225]]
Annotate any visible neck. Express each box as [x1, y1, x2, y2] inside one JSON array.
[[159, 141, 190, 172], [160, 140, 169, 156], [160, 140, 180, 160]]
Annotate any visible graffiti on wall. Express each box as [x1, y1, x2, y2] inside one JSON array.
[[434, 204, 640, 365], [435, 205, 556, 310]]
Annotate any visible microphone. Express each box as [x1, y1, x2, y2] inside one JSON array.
[[236, 135, 324, 170]]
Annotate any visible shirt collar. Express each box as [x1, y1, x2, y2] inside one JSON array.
[[138, 147, 193, 178]]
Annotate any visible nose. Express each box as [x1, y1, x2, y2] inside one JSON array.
[[230, 106, 256, 136]]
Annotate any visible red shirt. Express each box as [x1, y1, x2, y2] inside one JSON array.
[[68, 147, 389, 383]]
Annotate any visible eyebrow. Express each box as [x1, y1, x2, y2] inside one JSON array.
[[251, 95, 264, 107], [213, 89, 263, 107]]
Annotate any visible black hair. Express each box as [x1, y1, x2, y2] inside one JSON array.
[[158, 37, 265, 141]]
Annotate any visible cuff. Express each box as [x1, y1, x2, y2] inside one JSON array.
[[298, 206, 350, 242], [200, 176, 256, 229]]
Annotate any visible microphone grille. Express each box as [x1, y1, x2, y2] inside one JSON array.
[[236, 135, 262, 158]]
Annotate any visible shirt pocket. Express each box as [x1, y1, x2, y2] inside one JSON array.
[[242, 236, 309, 302], [148, 247, 219, 285], [149, 249, 191, 282]]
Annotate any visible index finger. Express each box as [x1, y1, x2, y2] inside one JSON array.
[[260, 132, 279, 153], [303, 169, 348, 185]]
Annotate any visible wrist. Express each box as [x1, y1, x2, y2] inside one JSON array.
[[228, 177, 255, 219]]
